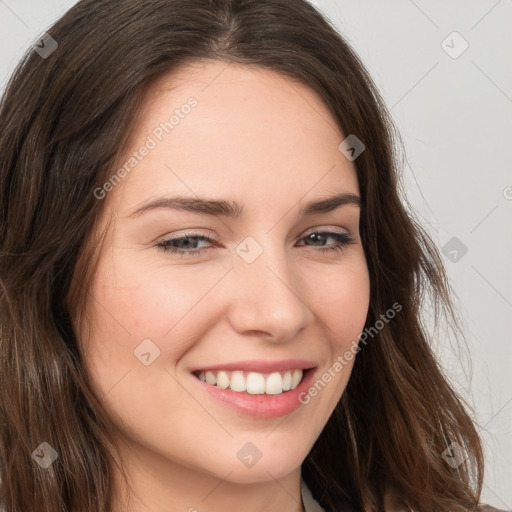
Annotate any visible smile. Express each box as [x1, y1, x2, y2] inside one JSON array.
[[194, 369, 304, 395], [190, 359, 317, 418]]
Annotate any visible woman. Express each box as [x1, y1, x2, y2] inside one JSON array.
[[0, 1, 507, 511]]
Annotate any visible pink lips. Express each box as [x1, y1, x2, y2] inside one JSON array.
[[190, 359, 317, 419], [191, 358, 316, 374]]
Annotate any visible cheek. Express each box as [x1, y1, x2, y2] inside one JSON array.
[[304, 255, 370, 411], [78, 253, 218, 437], [313, 255, 370, 347], [80, 252, 226, 383], [90, 258, 211, 335]]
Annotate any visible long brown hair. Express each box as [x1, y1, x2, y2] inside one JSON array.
[[0, 0, 484, 510]]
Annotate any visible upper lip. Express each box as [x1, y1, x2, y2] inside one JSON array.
[[191, 359, 317, 374]]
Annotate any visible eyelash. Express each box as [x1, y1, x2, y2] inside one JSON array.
[[156, 230, 356, 256]]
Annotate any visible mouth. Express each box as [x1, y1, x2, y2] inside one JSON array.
[[192, 368, 307, 395], [190, 362, 317, 419]]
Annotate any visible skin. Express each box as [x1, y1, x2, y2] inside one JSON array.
[[78, 59, 370, 512]]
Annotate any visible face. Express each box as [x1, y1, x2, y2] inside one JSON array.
[[79, 60, 370, 492]]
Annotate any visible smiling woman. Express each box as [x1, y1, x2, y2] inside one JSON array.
[[0, 1, 507, 512]]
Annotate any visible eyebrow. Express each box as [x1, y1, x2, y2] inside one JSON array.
[[127, 192, 360, 219]]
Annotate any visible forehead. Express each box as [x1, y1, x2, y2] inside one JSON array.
[[107, 59, 360, 215]]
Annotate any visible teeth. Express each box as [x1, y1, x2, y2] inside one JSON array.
[[196, 369, 304, 395], [247, 372, 265, 394], [282, 371, 292, 391], [265, 372, 283, 395], [291, 369, 303, 389], [230, 371, 246, 392], [205, 371, 216, 385], [217, 371, 230, 389]]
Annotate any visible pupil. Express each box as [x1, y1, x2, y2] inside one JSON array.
[[181, 238, 196, 248], [309, 233, 325, 246]]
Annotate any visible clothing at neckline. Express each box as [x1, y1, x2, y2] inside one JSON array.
[[301, 478, 326, 512]]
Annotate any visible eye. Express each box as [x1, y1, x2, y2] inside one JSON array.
[[296, 230, 356, 253], [156, 231, 216, 256], [155, 229, 356, 257]]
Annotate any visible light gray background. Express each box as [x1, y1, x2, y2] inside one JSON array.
[[1, 0, 510, 508]]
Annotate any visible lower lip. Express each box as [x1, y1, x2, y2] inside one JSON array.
[[191, 369, 316, 419]]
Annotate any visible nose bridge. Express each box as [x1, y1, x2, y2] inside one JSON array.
[[227, 234, 312, 340]]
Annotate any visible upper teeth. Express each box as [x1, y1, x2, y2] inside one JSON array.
[[197, 369, 304, 395]]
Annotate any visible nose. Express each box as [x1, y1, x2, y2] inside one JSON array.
[[226, 241, 314, 342]]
